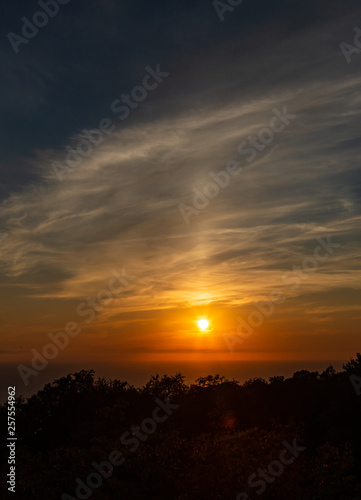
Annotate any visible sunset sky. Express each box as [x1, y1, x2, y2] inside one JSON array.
[[1, 0, 361, 392]]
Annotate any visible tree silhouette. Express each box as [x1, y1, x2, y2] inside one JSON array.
[[1, 354, 361, 499]]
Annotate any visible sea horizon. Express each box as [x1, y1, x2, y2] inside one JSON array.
[[0, 358, 347, 402]]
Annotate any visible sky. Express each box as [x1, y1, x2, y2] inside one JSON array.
[[1, 0, 361, 393]]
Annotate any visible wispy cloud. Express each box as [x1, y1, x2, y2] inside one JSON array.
[[1, 3, 361, 360]]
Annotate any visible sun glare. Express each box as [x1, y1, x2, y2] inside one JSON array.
[[198, 319, 209, 331]]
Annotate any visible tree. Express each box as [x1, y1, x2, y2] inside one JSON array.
[[142, 373, 188, 399]]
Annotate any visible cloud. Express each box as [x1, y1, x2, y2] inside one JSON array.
[[1, 3, 361, 359]]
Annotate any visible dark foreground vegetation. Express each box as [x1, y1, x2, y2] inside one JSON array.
[[2, 355, 361, 499]]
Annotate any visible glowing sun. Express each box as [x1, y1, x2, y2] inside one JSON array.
[[198, 319, 209, 331]]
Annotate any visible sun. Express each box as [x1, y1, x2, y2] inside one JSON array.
[[198, 319, 209, 331]]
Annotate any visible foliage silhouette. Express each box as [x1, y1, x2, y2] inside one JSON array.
[[1, 355, 361, 499]]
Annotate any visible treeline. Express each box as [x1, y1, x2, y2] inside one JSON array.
[[1, 355, 361, 499]]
